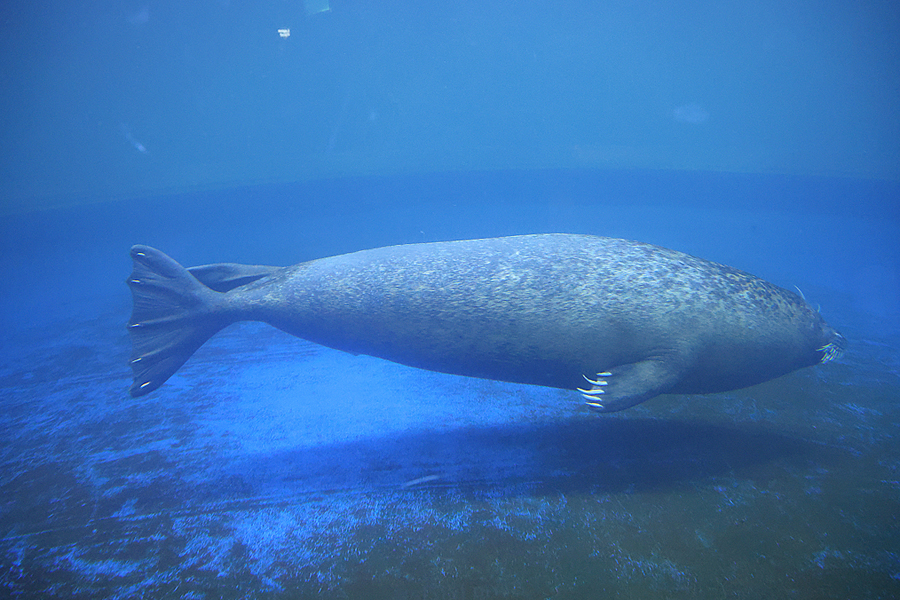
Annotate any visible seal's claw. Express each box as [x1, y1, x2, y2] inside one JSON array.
[[579, 371, 612, 406], [577, 387, 605, 395], [582, 373, 609, 386], [579, 372, 609, 393]]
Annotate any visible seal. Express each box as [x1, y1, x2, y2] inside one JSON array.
[[126, 234, 845, 412]]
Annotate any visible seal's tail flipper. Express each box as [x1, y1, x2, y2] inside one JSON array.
[[188, 262, 279, 293], [126, 245, 231, 397]]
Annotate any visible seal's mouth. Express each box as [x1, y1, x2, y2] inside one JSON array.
[[817, 332, 846, 364]]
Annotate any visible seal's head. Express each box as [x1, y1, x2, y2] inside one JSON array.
[[786, 286, 845, 368], [799, 303, 845, 366]]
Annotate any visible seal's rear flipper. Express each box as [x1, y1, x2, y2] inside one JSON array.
[[126, 246, 231, 397], [578, 358, 682, 412], [188, 262, 279, 293]]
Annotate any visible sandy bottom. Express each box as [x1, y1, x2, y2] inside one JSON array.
[[1, 313, 898, 599]]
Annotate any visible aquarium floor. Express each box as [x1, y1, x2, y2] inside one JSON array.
[[1, 313, 898, 599]]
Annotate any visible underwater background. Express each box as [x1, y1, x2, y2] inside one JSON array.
[[1, 1, 898, 598]]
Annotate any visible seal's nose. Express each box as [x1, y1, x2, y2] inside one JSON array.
[[818, 331, 846, 364]]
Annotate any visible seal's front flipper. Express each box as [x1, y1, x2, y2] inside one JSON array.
[[127, 246, 231, 397], [188, 262, 279, 293], [578, 358, 683, 413]]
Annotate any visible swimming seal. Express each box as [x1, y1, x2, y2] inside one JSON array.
[[126, 234, 845, 412]]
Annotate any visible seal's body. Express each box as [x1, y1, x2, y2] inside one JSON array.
[[127, 234, 844, 411]]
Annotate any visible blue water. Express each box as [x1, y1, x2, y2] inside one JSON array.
[[1, 170, 898, 598], [1, 0, 899, 597]]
